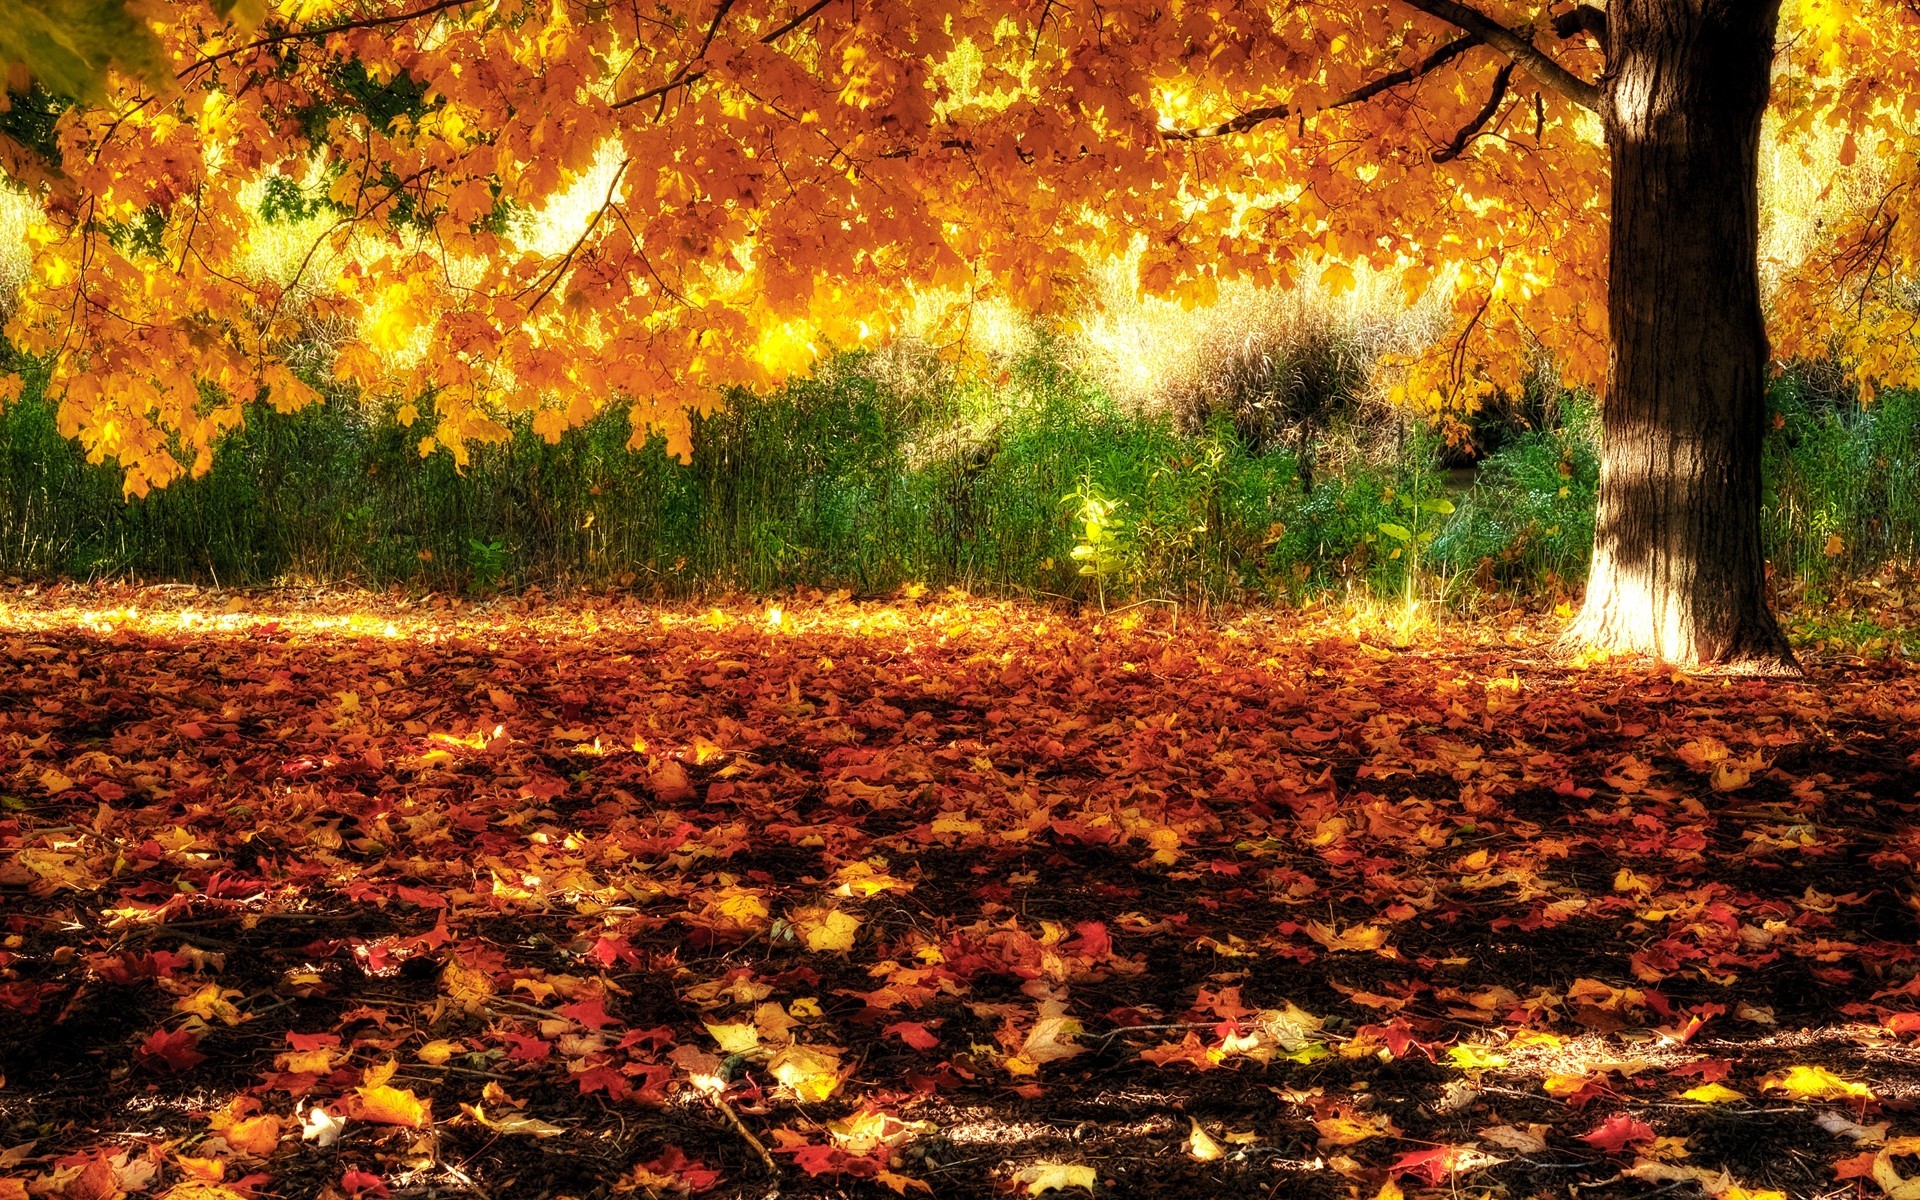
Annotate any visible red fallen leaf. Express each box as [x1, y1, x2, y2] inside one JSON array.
[[1670, 1058, 1734, 1083], [501, 1032, 552, 1061], [55, 1153, 119, 1200], [614, 1026, 676, 1053], [648, 759, 696, 802], [637, 1147, 722, 1193], [590, 934, 644, 968], [0, 981, 61, 1013], [1359, 1019, 1438, 1061], [393, 884, 447, 909], [1887, 1012, 1920, 1036], [781, 1143, 881, 1178], [883, 1021, 940, 1051], [1834, 1150, 1881, 1180], [339, 1168, 390, 1198], [1391, 1145, 1470, 1184], [1065, 921, 1111, 957], [136, 1027, 206, 1073], [91, 950, 188, 985], [1139, 1031, 1218, 1071], [560, 996, 619, 1029], [1579, 1114, 1657, 1154], [573, 1065, 629, 1100]]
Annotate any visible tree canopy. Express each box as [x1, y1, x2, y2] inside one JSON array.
[[0, 0, 1914, 497]]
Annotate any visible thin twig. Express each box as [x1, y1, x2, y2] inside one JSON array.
[[715, 1094, 780, 1175]]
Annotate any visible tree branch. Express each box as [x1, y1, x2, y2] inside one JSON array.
[[1162, 33, 1481, 140], [1398, 0, 1600, 111], [611, 0, 832, 111], [1432, 58, 1512, 161], [180, 0, 480, 79], [1550, 4, 1607, 43]]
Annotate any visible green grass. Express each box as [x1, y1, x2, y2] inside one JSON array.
[[0, 347, 1913, 605]]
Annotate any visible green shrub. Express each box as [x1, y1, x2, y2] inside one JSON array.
[[0, 341, 1913, 604]]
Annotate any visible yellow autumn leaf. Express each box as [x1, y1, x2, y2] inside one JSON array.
[[174, 984, 247, 1026], [222, 1114, 282, 1157], [441, 957, 494, 1008], [357, 1083, 430, 1128], [1759, 1064, 1872, 1101], [459, 1103, 568, 1137], [712, 888, 771, 926], [1314, 1111, 1397, 1145], [1186, 1118, 1224, 1161], [828, 1110, 935, 1154], [275, 1048, 335, 1074], [705, 1021, 761, 1055], [417, 1039, 464, 1065], [1006, 1013, 1086, 1075], [1304, 921, 1389, 952], [794, 907, 861, 953], [1680, 1082, 1746, 1103], [769, 1043, 843, 1102], [159, 1186, 254, 1200], [1014, 1162, 1097, 1195], [173, 1154, 225, 1183], [355, 1063, 431, 1127], [1447, 1044, 1508, 1071]]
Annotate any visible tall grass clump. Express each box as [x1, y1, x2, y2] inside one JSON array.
[[1764, 368, 1920, 585]]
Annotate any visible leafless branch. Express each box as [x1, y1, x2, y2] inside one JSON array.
[[1398, 0, 1600, 111], [1162, 33, 1482, 140], [1432, 59, 1514, 161], [611, 0, 833, 111]]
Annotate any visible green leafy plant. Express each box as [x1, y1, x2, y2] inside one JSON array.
[[1378, 479, 1455, 624], [1066, 477, 1128, 612], [466, 536, 510, 591]]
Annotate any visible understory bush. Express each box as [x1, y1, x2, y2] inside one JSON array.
[[0, 344, 1910, 605]]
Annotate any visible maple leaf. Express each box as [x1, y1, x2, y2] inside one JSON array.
[[1315, 1110, 1398, 1146], [769, 1043, 843, 1102], [558, 996, 619, 1030], [827, 1110, 935, 1155], [209, 1107, 282, 1158], [883, 1021, 939, 1051], [1010, 1162, 1097, 1195], [173, 984, 247, 1026], [136, 1027, 206, 1073], [1186, 1118, 1225, 1162], [353, 1062, 431, 1128], [1390, 1145, 1472, 1185], [1005, 1011, 1087, 1075], [1304, 921, 1391, 953], [1579, 1114, 1657, 1154], [792, 907, 862, 952], [339, 1168, 390, 1198], [459, 1103, 568, 1138], [627, 1147, 722, 1194], [1679, 1083, 1746, 1103], [1759, 1065, 1873, 1101]]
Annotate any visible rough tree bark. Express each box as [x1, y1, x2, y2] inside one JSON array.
[[1565, 0, 1798, 670]]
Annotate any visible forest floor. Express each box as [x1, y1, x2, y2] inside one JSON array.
[[2, 583, 1919, 1200]]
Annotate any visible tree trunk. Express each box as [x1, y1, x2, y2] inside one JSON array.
[[1567, 0, 1797, 671]]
